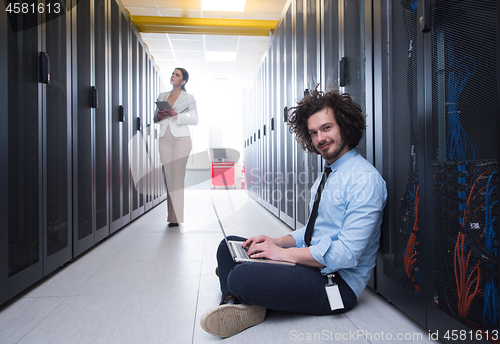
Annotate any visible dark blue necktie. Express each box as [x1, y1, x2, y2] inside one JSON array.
[[304, 167, 332, 246]]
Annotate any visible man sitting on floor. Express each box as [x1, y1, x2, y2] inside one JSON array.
[[200, 86, 387, 338]]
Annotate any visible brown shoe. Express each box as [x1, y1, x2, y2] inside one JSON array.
[[219, 292, 240, 305], [200, 294, 266, 338]]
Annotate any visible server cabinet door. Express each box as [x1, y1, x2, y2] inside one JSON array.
[[284, 4, 296, 229], [73, 0, 109, 257], [294, 0, 308, 229], [43, 0, 73, 274], [131, 43, 146, 220], [374, 0, 426, 326], [144, 57, 153, 211], [93, 0, 109, 243], [263, 58, 270, 208], [304, 0, 322, 227], [321, 0, 340, 91], [110, 1, 131, 233], [269, 35, 279, 217], [277, 20, 287, 222], [340, 0, 369, 159], [427, 1, 499, 341], [267, 42, 279, 216], [0, 6, 43, 305]]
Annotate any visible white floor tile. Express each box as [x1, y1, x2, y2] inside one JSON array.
[[0, 297, 67, 344], [0, 190, 441, 344]]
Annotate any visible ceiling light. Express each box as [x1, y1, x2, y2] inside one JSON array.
[[205, 51, 237, 61], [201, 0, 247, 12]]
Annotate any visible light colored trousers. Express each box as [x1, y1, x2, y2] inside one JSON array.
[[159, 126, 192, 223]]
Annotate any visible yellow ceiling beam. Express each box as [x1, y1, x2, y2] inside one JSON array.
[[130, 16, 277, 36]]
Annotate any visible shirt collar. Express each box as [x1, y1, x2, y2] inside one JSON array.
[[324, 147, 358, 172]]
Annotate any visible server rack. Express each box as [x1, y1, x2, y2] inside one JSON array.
[[303, 0, 322, 228], [375, 0, 499, 342], [144, 55, 153, 212], [374, 0, 426, 324], [131, 40, 147, 220], [110, 0, 132, 233], [72, 0, 110, 257], [42, 0, 73, 274], [269, 34, 280, 217], [257, 66, 264, 207], [294, 0, 308, 229], [284, 4, 296, 229], [427, 1, 498, 342], [263, 53, 270, 210], [1, 2, 44, 305], [277, 18, 287, 224]]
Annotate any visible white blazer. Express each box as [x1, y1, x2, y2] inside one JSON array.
[[154, 90, 199, 137]]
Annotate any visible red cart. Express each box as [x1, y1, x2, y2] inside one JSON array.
[[211, 161, 235, 189]]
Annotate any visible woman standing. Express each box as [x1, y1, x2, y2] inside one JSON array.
[[154, 68, 198, 227]]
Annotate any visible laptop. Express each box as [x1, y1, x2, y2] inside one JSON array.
[[211, 199, 295, 266]]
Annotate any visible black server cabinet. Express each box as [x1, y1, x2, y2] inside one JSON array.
[[110, 0, 131, 233], [1, 0, 72, 304], [42, 0, 73, 274], [1, 4, 43, 304], [375, 0, 499, 341], [130, 27, 139, 220], [258, 66, 265, 206], [284, 5, 296, 228], [294, 0, 308, 229], [263, 58, 270, 209], [131, 41, 146, 220], [374, 0, 427, 327], [151, 66, 160, 206], [72, 0, 110, 257], [321, 0, 340, 92], [339, 0, 369, 160], [144, 56, 153, 211], [303, 0, 322, 228], [277, 18, 287, 223], [270, 35, 280, 217], [427, 1, 498, 342]]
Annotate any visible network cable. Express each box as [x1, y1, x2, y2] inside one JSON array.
[[446, 30, 477, 161]]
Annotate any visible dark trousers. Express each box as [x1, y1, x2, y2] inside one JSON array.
[[217, 236, 358, 315]]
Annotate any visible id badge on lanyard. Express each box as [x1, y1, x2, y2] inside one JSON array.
[[325, 273, 344, 311]]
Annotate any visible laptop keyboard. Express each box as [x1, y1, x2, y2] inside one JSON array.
[[234, 242, 269, 260], [235, 243, 250, 258]]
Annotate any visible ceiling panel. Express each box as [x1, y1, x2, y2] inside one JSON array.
[[125, 0, 289, 90], [174, 51, 206, 62], [205, 40, 238, 52], [169, 39, 205, 51]]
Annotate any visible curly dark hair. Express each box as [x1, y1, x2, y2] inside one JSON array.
[[287, 85, 366, 154]]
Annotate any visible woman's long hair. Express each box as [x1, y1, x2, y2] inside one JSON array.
[[176, 68, 189, 92]]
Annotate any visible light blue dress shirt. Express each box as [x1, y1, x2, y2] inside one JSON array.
[[289, 148, 387, 298]]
